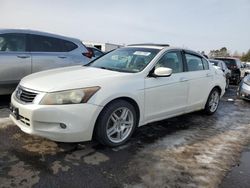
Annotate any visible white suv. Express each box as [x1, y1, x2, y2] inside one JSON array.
[[10, 44, 226, 146]]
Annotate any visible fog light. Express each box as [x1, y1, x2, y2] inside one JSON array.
[[60, 123, 67, 129]]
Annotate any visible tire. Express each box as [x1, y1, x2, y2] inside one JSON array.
[[225, 78, 229, 90], [95, 100, 137, 147], [204, 88, 220, 115]]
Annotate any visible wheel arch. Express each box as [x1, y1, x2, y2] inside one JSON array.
[[92, 96, 141, 139], [213, 85, 222, 95]]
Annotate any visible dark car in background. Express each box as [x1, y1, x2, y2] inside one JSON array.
[[209, 59, 231, 89], [215, 57, 244, 84]]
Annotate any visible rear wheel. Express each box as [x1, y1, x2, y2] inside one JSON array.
[[204, 88, 220, 115], [95, 100, 137, 147]]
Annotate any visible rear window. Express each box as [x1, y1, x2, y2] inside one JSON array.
[[62, 40, 78, 52], [216, 58, 236, 68], [29, 34, 63, 52], [29, 34, 77, 52]]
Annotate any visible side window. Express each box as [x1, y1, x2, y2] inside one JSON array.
[[185, 54, 204, 71], [62, 40, 77, 52], [0, 33, 26, 52], [218, 62, 223, 68], [222, 62, 226, 70], [202, 58, 209, 70], [30, 35, 63, 52], [155, 51, 183, 73]]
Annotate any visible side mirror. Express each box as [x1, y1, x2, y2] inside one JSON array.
[[153, 67, 172, 77]]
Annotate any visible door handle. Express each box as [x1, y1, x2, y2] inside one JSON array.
[[58, 56, 67, 59], [180, 77, 189, 82], [17, 55, 30, 59]]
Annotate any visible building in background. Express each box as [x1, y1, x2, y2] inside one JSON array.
[[83, 41, 123, 52]]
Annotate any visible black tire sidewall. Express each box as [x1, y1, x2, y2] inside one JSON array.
[[95, 100, 137, 147]]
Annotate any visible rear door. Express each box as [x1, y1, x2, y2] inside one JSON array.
[[0, 33, 31, 93], [183, 52, 213, 111], [28, 34, 80, 73]]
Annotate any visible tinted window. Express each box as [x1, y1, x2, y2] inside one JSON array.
[[215, 58, 236, 68], [202, 58, 209, 70], [0, 33, 26, 52], [156, 51, 183, 73], [30, 35, 63, 52], [185, 54, 204, 71], [63, 40, 77, 52]]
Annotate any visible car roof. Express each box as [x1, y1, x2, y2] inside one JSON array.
[[125, 45, 205, 57], [209, 59, 223, 62], [215, 57, 240, 60], [0, 28, 81, 43]]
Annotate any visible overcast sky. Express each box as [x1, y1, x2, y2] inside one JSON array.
[[1, 0, 250, 54]]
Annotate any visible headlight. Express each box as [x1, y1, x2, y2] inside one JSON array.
[[40, 86, 100, 105], [243, 76, 250, 86]]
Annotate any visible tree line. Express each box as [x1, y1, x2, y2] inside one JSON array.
[[241, 50, 250, 62], [208, 47, 250, 62]]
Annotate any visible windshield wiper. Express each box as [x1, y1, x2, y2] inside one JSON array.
[[97, 66, 135, 73], [98, 66, 113, 71]]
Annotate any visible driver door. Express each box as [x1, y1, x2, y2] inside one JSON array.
[[144, 50, 189, 123]]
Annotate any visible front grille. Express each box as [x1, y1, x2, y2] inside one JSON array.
[[16, 87, 38, 103]]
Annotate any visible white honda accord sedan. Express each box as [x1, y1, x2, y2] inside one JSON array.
[[10, 44, 226, 146]]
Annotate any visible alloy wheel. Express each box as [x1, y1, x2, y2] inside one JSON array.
[[106, 107, 134, 143], [208, 91, 220, 112]]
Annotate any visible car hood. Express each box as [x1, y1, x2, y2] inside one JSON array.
[[20, 66, 126, 92]]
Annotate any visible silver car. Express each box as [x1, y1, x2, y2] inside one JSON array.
[[0, 29, 92, 95], [237, 74, 250, 101]]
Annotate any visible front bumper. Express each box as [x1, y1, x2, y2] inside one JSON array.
[[238, 82, 250, 100], [10, 93, 103, 142]]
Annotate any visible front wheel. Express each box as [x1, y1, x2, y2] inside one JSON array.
[[95, 100, 137, 147], [204, 88, 220, 115]]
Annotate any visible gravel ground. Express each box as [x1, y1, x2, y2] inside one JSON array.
[[0, 86, 249, 188]]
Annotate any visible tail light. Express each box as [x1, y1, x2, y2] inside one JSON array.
[[83, 49, 93, 59]]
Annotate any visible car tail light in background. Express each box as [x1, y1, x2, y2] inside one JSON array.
[[83, 49, 94, 58]]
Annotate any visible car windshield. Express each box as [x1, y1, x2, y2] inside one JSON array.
[[88, 47, 160, 73]]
